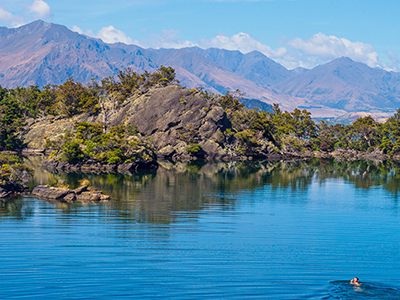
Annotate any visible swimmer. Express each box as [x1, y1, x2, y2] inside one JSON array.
[[350, 277, 361, 286]]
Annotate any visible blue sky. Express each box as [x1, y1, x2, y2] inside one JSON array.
[[1, 0, 400, 70]]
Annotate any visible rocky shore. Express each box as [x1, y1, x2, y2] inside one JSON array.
[[0, 181, 30, 199], [24, 147, 399, 177], [19, 85, 400, 165], [277, 149, 390, 161]]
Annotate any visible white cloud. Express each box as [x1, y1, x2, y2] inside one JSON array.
[[27, 0, 52, 19], [71, 25, 84, 35], [0, 0, 52, 27], [95, 25, 137, 44], [0, 8, 14, 23], [0, 8, 24, 27], [72, 25, 142, 45], [285, 33, 383, 69], [194, 32, 389, 70], [144, 29, 195, 49], [70, 24, 395, 71], [73, 25, 194, 49], [198, 32, 286, 58], [387, 51, 399, 72]]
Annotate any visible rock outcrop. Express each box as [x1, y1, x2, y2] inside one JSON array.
[[23, 85, 233, 161], [0, 182, 30, 199], [32, 185, 111, 203], [103, 85, 231, 160]]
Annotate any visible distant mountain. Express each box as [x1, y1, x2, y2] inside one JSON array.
[[0, 20, 301, 109], [3, 20, 400, 119], [144, 47, 280, 99], [276, 57, 400, 111], [0, 20, 156, 87], [290, 67, 309, 75], [187, 47, 293, 87]]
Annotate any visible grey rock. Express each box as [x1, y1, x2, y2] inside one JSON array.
[[76, 191, 101, 202], [158, 145, 176, 159], [31, 185, 110, 203], [64, 193, 76, 203], [73, 185, 88, 194], [32, 185, 71, 200], [117, 163, 134, 173]]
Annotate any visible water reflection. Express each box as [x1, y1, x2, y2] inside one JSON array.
[[14, 157, 400, 223], [0, 198, 34, 219], [2, 157, 400, 300]]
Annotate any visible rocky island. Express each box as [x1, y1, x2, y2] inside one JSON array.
[[0, 66, 399, 184]]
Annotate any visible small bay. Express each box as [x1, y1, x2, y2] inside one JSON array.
[[1, 159, 400, 299]]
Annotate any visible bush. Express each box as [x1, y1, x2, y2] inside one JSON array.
[[61, 142, 85, 163], [0, 160, 33, 183], [46, 122, 157, 166], [186, 144, 203, 155]]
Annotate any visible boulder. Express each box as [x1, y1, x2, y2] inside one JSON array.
[[73, 185, 88, 194], [76, 192, 101, 202], [31, 185, 110, 203], [158, 145, 176, 159], [0, 182, 30, 199], [32, 185, 71, 200], [64, 193, 76, 203]]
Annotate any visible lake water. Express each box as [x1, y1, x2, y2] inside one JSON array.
[[1, 159, 400, 299]]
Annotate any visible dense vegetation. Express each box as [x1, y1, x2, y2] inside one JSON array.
[[0, 66, 177, 151], [215, 90, 400, 157], [45, 122, 156, 166], [1, 66, 400, 161]]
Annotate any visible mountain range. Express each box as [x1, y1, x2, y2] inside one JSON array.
[[1, 20, 400, 119]]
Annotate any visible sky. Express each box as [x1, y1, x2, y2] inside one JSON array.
[[1, 0, 400, 71]]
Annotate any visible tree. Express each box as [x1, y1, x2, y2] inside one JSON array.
[[345, 116, 381, 151], [157, 65, 176, 83], [218, 90, 245, 111], [0, 93, 25, 150], [316, 121, 345, 151], [55, 78, 98, 116], [380, 109, 400, 154]]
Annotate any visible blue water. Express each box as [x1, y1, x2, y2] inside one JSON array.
[[1, 160, 400, 299]]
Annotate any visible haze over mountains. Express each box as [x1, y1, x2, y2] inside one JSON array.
[[1, 20, 400, 119]]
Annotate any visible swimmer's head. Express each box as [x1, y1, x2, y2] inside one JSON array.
[[354, 277, 359, 282]]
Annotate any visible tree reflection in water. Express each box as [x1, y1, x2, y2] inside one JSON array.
[[2, 157, 400, 222]]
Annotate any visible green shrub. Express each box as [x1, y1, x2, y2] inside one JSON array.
[[186, 143, 202, 155], [61, 142, 85, 163]]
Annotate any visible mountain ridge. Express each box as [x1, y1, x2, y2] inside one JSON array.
[[276, 57, 400, 111], [2, 20, 400, 119]]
